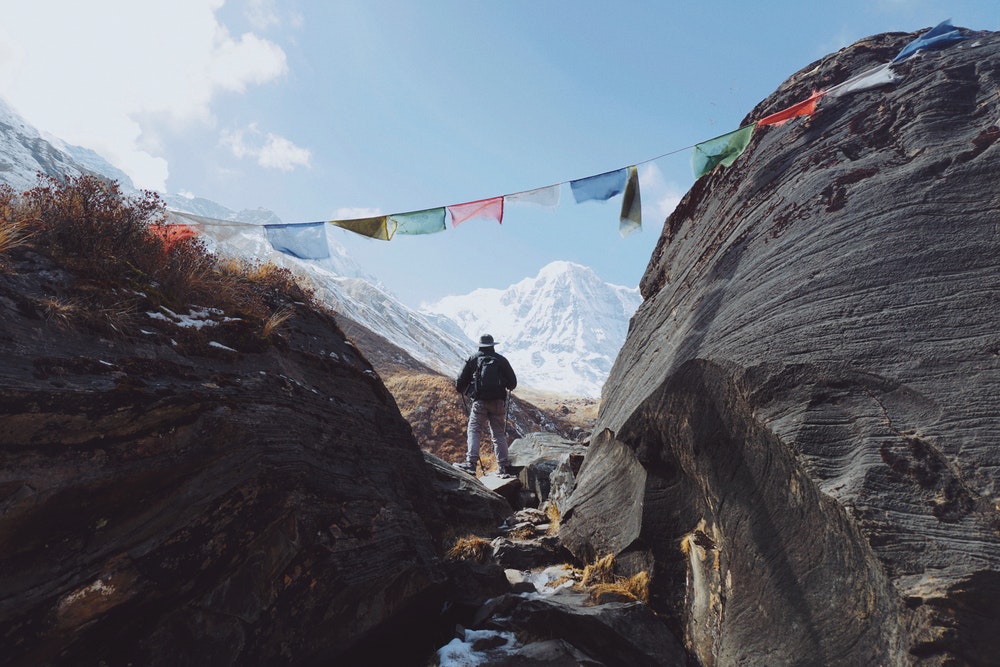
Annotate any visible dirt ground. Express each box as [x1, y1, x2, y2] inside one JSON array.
[[512, 387, 600, 432]]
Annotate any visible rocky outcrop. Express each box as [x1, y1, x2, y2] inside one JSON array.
[[561, 27, 1000, 666], [0, 247, 447, 665]]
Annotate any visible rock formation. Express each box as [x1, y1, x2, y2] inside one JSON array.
[[561, 27, 1000, 666], [0, 245, 449, 665]]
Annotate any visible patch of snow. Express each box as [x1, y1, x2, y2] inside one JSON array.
[[437, 630, 518, 667], [208, 341, 237, 352], [522, 564, 578, 597]]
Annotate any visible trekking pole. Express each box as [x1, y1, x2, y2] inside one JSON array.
[[503, 389, 511, 441]]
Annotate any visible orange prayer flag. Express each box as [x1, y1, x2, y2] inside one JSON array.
[[758, 90, 826, 127]]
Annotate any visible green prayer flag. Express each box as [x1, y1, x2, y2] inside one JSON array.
[[619, 165, 641, 238], [692, 124, 756, 179], [329, 216, 396, 241], [389, 208, 447, 235]]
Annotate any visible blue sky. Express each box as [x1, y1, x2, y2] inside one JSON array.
[[0, 1, 995, 307]]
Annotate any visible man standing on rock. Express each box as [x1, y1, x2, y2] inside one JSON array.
[[455, 334, 517, 477]]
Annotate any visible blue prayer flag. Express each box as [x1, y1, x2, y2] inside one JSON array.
[[264, 222, 330, 259], [893, 20, 968, 62], [570, 168, 628, 203]]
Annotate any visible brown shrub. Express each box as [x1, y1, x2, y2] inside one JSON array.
[[445, 535, 493, 563], [1, 175, 313, 338]]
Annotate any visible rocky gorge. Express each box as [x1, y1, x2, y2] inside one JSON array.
[[1, 24, 999, 667]]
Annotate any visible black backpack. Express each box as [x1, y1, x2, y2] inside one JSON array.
[[473, 354, 507, 400]]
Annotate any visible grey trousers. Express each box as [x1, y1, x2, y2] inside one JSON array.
[[466, 398, 509, 466]]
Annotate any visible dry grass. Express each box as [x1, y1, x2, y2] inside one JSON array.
[[0, 216, 34, 258], [579, 553, 650, 605], [262, 305, 295, 338], [505, 524, 537, 541], [445, 535, 493, 563], [545, 502, 561, 535], [588, 571, 650, 605], [581, 553, 617, 586], [38, 296, 82, 329]]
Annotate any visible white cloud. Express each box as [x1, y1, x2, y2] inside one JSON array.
[[639, 163, 685, 222], [0, 0, 288, 191], [221, 123, 311, 171], [245, 0, 281, 29]]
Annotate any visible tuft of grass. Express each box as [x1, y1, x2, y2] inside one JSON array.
[[581, 553, 617, 587], [0, 217, 34, 258], [505, 525, 536, 541], [588, 571, 650, 605], [38, 296, 82, 329], [579, 553, 651, 605], [446, 535, 493, 563], [545, 502, 561, 535], [262, 305, 295, 338]]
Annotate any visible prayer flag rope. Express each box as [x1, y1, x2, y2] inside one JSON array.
[[163, 21, 965, 259]]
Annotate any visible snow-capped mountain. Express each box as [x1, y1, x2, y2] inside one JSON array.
[[0, 98, 127, 192], [422, 261, 641, 397]]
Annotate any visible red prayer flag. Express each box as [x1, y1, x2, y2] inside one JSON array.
[[150, 223, 198, 248], [447, 196, 504, 227], [758, 90, 826, 127]]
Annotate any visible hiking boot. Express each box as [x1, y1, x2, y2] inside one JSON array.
[[454, 461, 477, 475], [498, 464, 516, 478]]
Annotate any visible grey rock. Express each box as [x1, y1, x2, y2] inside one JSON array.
[[478, 590, 689, 667], [562, 27, 1000, 667], [491, 535, 572, 571], [423, 451, 513, 537]]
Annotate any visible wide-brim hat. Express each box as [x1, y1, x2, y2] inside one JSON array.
[[478, 334, 498, 348]]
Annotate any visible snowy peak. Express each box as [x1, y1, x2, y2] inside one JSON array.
[[0, 97, 134, 193], [423, 261, 641, 397]]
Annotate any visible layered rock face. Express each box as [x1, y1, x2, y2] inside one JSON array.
[[561, 28, 1000, 666], [0, 248, 446, 665]]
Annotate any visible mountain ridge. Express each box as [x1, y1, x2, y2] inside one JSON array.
[[423, 260, 641, 397]]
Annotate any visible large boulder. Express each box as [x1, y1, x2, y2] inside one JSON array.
[[509, 433, 588, 508], [0, 248, 447, 665], [561, 27, 1000, 666], [423, 451, 513, 538]]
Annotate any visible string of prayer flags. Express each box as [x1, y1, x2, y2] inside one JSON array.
[[330, 216, 396, 241], [571, 168, 628, 203], [758, 90, 826, 127], [893, 20, 968, 62], [161, 19, 974, 247], [827, 62, 898, 98], [692, 124, 756, 179], [264, 222, 330, 260], [447, 197, 504, 227], [504, 184, 561, 209], [390, 207, 448, 235], [619, 165, 641, 238]]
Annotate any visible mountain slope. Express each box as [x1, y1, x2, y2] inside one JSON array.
[[423, 261, 641, 397]]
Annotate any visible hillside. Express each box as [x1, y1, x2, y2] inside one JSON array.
[[0, 177, 454, 664]]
